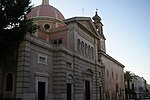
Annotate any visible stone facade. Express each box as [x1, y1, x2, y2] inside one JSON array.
[[101, 52, 125, 100], [0, 0, 125, 100], [129, 75, 148, 99], [0, 64, 2, 98]]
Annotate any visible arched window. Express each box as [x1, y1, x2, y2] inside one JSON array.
[[116, 83, 119, 92], [107, 69, 109, 78], [77, 39, 80, 52], [81, 41, 84, 55], [91, 47, 94, 59], [32, 22, 38, 36], [66, 74, 74, 100], [54, 40, 57, 45], [58, 39, 63, 44], [88, 45, 90, 58], [116, 73, 118, 80], [85, 43, 87, 56], [131, 83, 134, 90], [112, 71, 114, 79], [6, 73, 13, 91], [99, 72, 101, 78], [84, 69, 93, 100]]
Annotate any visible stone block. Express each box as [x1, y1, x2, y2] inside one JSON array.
[[17, 72, 24, 77], [16, 82, 23, 88], [17, 56, 25, 61], [23, 82, 29, 88], [24, 66, 30, 71], [48, 94, 54, 100], [23, 72, 30, 77], [16, 93, 22, 98], [16, 77, 23, 82], [16, 88, 23, 93], [22, 93, 35, 99], [17, 61, 24, 67], [17, 66, 30, 72], [17, 66, 24, 71], [23, 77, 30, 82], [25, 61, 31, 65]]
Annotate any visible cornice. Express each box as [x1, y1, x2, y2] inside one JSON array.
[[99, 51, 125, 68]]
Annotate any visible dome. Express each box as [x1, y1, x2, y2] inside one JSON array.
[[27, 1, 65, 21], [92, 11, 101, 22]]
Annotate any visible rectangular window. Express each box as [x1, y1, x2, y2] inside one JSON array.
[[85, 80, 90, 100], [67, 83, 72, 100], [38, 54, 47, 65]]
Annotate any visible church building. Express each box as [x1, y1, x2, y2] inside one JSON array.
[[0, 0, 125, 100]]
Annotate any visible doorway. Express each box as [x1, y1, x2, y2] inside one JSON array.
[[67, 83, 72, 100], [38, 82, 46, 100], [85, 80, 90, 100]]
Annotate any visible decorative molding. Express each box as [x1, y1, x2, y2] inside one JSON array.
[[35, 72, 49, 78]]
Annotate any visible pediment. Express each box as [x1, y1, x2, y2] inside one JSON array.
[[64, 17, 99, 38], [77, 18, 99, 37]]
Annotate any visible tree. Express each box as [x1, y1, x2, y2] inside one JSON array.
[[0, 0, 37, 62], [124, 71, 133, 100]]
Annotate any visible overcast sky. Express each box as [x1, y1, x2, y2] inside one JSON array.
[[31, 0, 150, 84]]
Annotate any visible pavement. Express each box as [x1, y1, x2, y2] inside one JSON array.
[[130, 99, 150, 100]]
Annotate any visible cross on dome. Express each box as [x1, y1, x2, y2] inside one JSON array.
[[96, 8, 98, 12], [42, 0, 49, 5]]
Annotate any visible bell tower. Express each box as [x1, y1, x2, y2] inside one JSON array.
[[42, 0, 49, 5], [92, 10, 106, 53]]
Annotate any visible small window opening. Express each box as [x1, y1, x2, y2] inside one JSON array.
[[44, 24, 50, 30], [58, 39, 62, 44]]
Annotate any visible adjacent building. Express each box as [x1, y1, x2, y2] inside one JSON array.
[[130, 74, 149, 99], [0, 0, 125, 100], [103, 54, 125, 100]]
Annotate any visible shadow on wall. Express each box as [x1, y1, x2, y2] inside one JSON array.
[[0, 98, 21, 100]]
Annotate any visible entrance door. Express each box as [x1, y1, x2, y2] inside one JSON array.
[[38, 82, 45, 100], [99, 86, 102, 100], [4, 73, 14, 99], [67, 83, 72, 100], [85, 80, 90, 100]]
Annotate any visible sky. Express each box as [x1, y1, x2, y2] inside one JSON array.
[[31, 0, 150, 84]]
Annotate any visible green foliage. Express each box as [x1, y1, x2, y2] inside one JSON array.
[[124, 71, 133, 99], [0, 0, 37, 62], [0, 0, 37, 41], [124, 71, 132, 82]]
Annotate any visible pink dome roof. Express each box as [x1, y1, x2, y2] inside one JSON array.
[[27, 4, 65, 20]]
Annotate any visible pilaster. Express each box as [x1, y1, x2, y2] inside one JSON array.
[[0, 64, 2, 96], [53, 61, 67, 100], [16, 40, 31, 99]]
